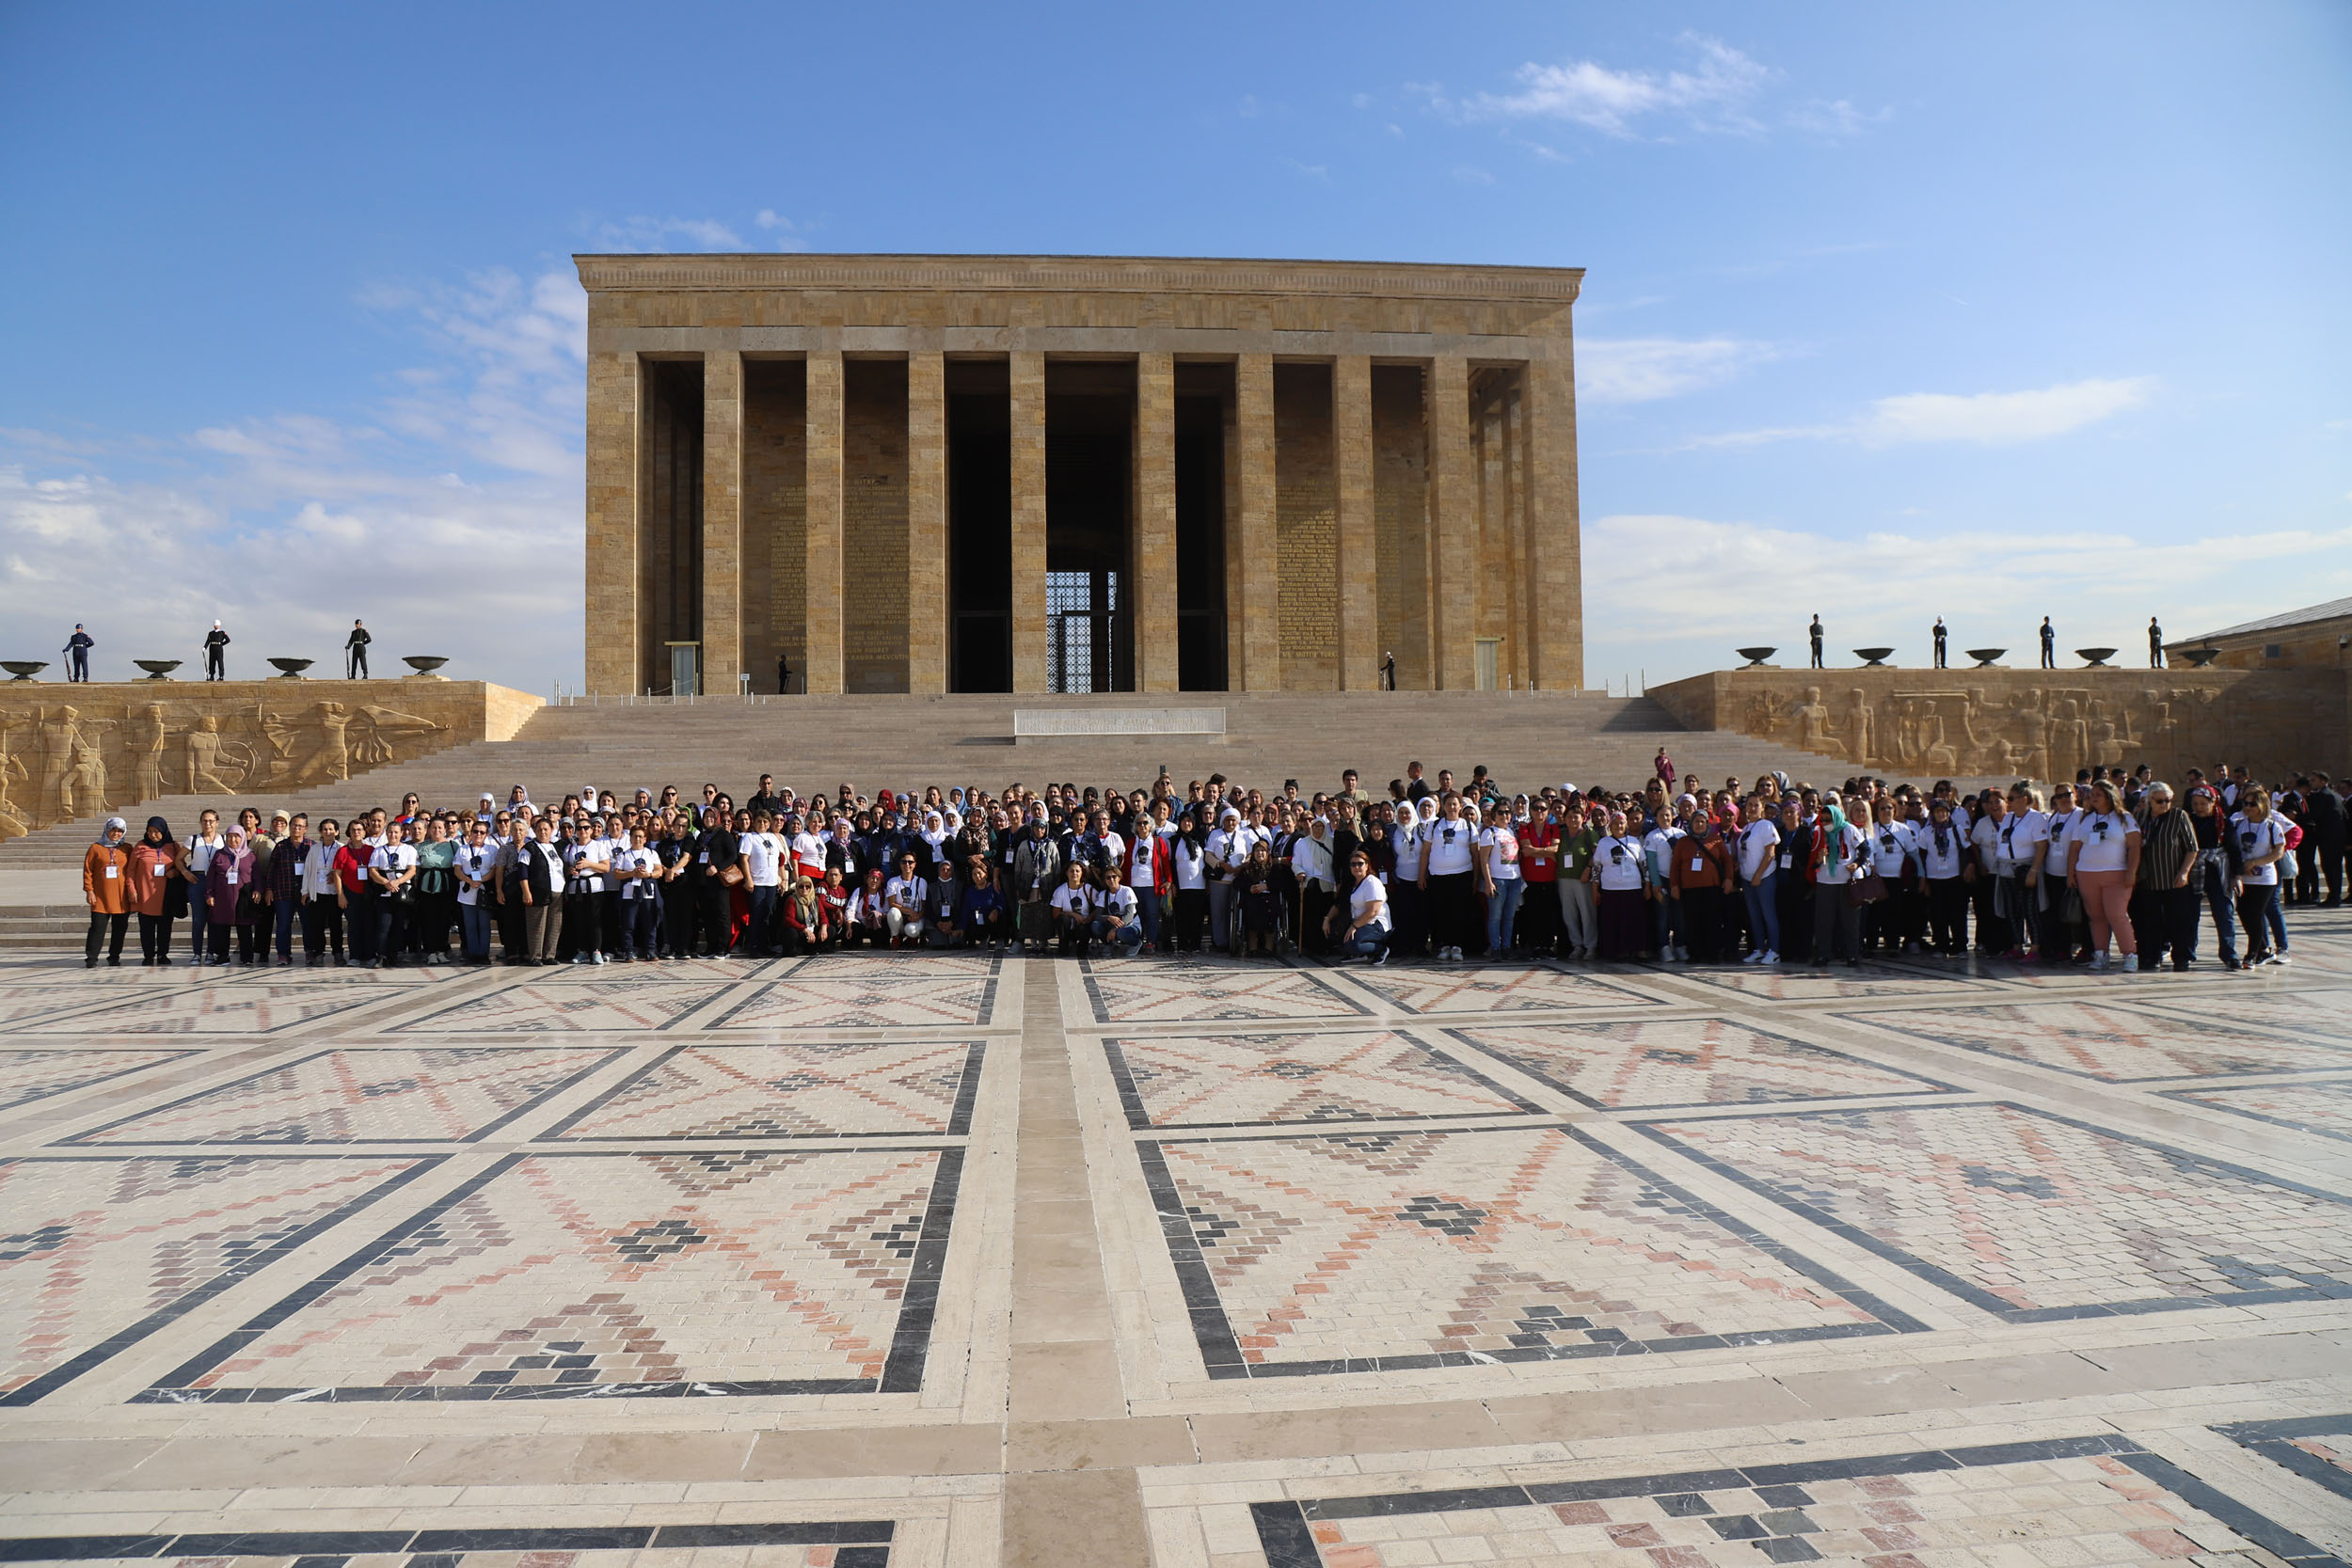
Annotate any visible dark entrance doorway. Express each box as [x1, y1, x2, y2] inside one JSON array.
[[1174, 364, 1230, 691], [947, 361, 1011, 692], [1045, 363, 1135, 692]]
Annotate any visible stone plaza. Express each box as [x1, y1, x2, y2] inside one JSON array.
[[3, 927, 2351, 1566]]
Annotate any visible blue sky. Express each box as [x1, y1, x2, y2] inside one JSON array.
[[3, 1, 2346, 693]]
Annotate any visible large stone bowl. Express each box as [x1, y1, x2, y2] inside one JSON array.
[[1736, 646, 1777, 668], [268, 657, 314, 679], [1, 660, 48, 681], [134, 659, 182, 680], [1852, 647, 1896, 668], [2181, 647, 2221, 669], [2076, 647, 2119, 668], [1965, 648, 2007, 668], [402, 656, 450, 679]]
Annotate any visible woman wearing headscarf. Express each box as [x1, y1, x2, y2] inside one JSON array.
[[1810, 795, 1866, 966], [1389, 797, 1429, 960], [1169, 808, 1212, 953], [128, 816, 181, 966], [83, 816, 133, 968], [202, 825, 255, 965]]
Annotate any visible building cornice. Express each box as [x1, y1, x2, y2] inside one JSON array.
[[572, 252, 1583, 304]]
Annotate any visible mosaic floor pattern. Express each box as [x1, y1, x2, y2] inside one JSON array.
[[1104, 1028, 1539, 1129], [144, 1148, 961, 1401], [63, 1046, 621, 1145], [1140, 1125, 1914, 1377], [1445, 1017, 1952, 1109], [6, 906, 2352, 1568], [547, 1040, 987, 1139], [1850, 999, 2352, 1081], [1641, 1101, 2352, 1319]]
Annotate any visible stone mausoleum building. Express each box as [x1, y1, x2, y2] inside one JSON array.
[[578, 253, 1583, 698]]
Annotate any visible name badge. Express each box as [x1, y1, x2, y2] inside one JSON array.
[[698, 851, 709, 863], [1778, 852, 1792, 869], [103, 864, 119, 879], [1690, 857, 1704, 873], [225, 871, 238, 884]]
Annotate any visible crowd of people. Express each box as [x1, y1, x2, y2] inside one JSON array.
[[75, 754, 2346, 975]]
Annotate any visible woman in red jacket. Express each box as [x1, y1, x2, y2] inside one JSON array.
[[127, 816, 182, 966]]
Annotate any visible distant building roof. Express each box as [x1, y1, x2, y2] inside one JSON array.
[[2178, 594, 2352, 644]]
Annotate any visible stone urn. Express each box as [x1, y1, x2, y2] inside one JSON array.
[[1, 660, 48, 681], [1852, 647, 1896, 668], [402, 656, 451, 680], [268, 657, 314, 679], [134, 658, 182, 681], [2076, 647, 2119, 668], [1736, 646, 1777, 669], [1964, 648, 2007, 668], [2182, 647, 2221, 669]]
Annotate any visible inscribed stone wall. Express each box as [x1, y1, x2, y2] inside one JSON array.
[[743, 364, 805, 691], [1372, 365, 1430, 691], [1275, 363, 1338, 690], [843, 359, 911, 694]]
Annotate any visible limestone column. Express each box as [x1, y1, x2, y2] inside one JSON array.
[[908, 351, 947, 695], [1522, 354, 1584, 692], [700, 349, 743, 693], [1333, 355, 1376, 690], [583, 351, 642, 695], [804, 350, 845, 695], [1009, 351, 1048, 693], [1234, 353, 1279, 689], [1134, 352, 1178, 693], [1426, 356, 1476, 690]]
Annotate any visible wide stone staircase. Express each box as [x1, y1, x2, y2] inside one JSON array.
[[2, 690, 1851, 944]]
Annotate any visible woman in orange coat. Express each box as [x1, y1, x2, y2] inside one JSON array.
[[83, 816, 133, 968], [127, 816, 182, 966]]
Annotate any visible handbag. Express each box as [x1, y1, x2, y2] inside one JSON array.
[[1848, 871, 1889, 908], [720, 863, 746, 888]]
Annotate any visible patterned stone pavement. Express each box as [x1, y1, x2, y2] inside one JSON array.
[[0, 905, 2348, 1568]]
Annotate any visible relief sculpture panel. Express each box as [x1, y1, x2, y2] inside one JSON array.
[[1672, 668, 2341, 786], [0, 681, 527, 839]]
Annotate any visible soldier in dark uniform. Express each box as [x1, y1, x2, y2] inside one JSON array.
[[64, 624, 93, 682], [202, 621, 230, 681], [2040, 616, 2056, 670], [345, 619, 372, 678], [1932, 617, 1947, 670], [1808, 615, 1824, 670], [2148, 616, 2164, 668]]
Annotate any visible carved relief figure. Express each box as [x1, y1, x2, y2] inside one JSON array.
[[132, 704, 169, 803], [353, 705, 442, 766], [1917, 700, 1957, 774], [1845, 689, 1874, 766], [0, 721, 28, 840], [270, 701, 354, 785], [185, 715, 233, 793], [1793, 687, 1832, 753], [58, 708, 112, 819]]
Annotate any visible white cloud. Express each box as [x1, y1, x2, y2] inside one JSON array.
[[1686, 376, 2156, 450], [590, 215, 745, 251], [1582, 512, 2352, 686], [1464, 36, 1770, 137], [0, 269, 588, 689], [1451, 164, 1496, 186], [1579, 337, 1775, 404]]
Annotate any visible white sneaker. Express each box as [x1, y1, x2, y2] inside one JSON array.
[[1676, 945, 1690, 962], [1742, 950, 1762, 964], [1449, 946, 1464, 961], [2090, 952, 2108, 972], [1762, 950, 1780, 965]]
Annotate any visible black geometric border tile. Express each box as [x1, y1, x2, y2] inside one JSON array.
[[1103, 1029, 1545, 1131], [1078, 958, 1370, 1026], [0, 1049, 202, 1114], [1836, 1002, 2351, 1083], [0, 1519, 897, 1566], [31, 986, 396, 1037], [1248, 1433, 2347, 1568], [2158, 1077, 2352, 1145], [135, 1146, 964, 1402], [1664, 959, 1993, 996], [1137, 1121, 1927, 1381], [1337, 958, 1666, 1015], [782, 949, 1006, 980], [1442, 1019, 1960, 1112], [0, 1154, 443, 1408], [1633, 1101, 2352, 1323], [2215, 1413, 2352, 1503], [539, 1039, 989, 1140], [55, 1046, 627, 1148], [2129, 987, 2352, 1047]]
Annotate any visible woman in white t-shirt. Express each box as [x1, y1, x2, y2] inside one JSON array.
[[1736, 797, 1782, 964], [1590, 809, 1649, 960], [1419, 796, 1478, 962], [1475, 810, 1522, 958], [1333, 851, 1391, 964], [2064, 781, 2141, 971], [2230, 786, 2289, 966], [1995, 785, 2046, 962], [2034, 784, 2083, 964]]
